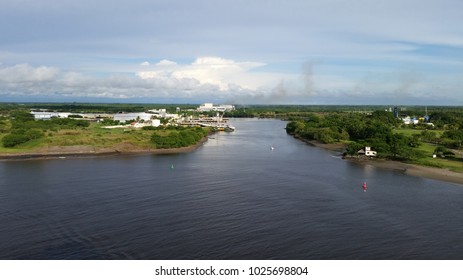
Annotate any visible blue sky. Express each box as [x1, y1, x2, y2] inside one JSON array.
[[0, 0, 462, 104]]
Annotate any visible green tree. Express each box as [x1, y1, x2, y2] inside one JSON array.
[[388, 134, 413, 160], [345, 142, 364, 156]]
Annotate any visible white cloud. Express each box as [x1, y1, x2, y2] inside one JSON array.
[[0, 60, 292, 102], [0, 63, 59, 83], [155, 59, 177, 66], [140, 61, 150, 66], [0, 62, 227, 100], [139, 56, 267, 91], [1, 58, 462, 105]]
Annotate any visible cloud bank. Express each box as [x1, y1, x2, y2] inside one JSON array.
[[2, 57, 460, 105], [0, 58, 276, 102]]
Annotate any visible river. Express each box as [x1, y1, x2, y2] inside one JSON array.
[[1, 118, 463, 259]]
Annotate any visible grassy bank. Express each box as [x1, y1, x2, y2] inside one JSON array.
[[408, 142, 463, 173], [393, 130, 463, 173], [0, 122, 212, 155]]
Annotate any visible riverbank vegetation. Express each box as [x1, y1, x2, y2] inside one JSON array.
[[1, 103, 462, 171], [149, 126, 210, 149], [285, 110, 463, 172], [0, 108, 212, 154]]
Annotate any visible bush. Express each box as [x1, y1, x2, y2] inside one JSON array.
[[150, 127, 208, 149], [49, 118, 90, 128], [2, 133, 31, 147], [345, 142, 364, 156], [434, 146, 455, 158], [142, 126, 160, 131], [100, 119, 120, 125], [2, 129, 44, 147]]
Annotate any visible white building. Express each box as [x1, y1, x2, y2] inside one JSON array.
[[358, 146, 377, 157], [151, 119, 161, 127], [133, 119, 161, 128], [147, 109, 167, 117], [104, 119, 161, 129], [113, 110, 181, 124], [113, 113, 155, 123], [197, 103, 235, 112], [30, 111, 71, 120], [402, 116, 419, 125]]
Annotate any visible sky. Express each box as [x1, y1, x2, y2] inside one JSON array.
[[0, 0, 462, 105]]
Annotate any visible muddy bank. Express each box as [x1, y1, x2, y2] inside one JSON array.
[[293, 134, 463, 186], [293, 135, 347, 152], [346, 157, 463, 186]]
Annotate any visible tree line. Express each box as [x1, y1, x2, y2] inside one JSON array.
[[286, 110, 463, 161]]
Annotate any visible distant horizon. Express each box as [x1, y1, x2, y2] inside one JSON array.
[[0, 98, 461, 108]]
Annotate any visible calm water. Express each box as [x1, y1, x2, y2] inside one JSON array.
[[1, 119, 463, 259]]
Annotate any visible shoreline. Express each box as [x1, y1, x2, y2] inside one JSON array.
[[345, 158, 463, 185], [0, 136, 209, 161], [298, 136, 463, 186], [3, 131, 463, 186]]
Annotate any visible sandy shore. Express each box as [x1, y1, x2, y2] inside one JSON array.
[[0, 136, 209, 161], [295, 136, 463, 185], [346, 158, 463, 185]]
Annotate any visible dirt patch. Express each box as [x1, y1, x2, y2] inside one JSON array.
[[40, 145, 97, 153], [309, 141, 347, 152]]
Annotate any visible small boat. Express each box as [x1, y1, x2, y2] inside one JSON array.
[[224, 125, 235, 132], [271, 145, 274, 150]]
